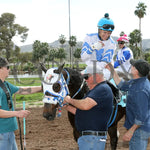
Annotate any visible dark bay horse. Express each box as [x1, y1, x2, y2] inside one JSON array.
[[41, 63, 126, 150]]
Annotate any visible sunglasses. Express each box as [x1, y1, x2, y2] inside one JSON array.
[[118, 41, 125, 44], [5, 66, 10, 70], [102, 24, 115, 30]]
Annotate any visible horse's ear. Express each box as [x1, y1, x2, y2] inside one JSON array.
[[82, 74, 89, 80], [40, 62, 47, 73], [54, 63, 65, 74]]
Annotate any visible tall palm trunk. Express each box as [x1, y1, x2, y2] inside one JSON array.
[[139, 18, 143, 59]]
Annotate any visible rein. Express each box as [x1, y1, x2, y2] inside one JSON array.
[[62, 69, 85, 99], [57, 69, 85, 117]]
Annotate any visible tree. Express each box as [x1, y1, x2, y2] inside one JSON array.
[[68, 35, 77, 67], [45, 48, 57, 67], [73, 48, 81, 60], [59, 34, 66, 48], [0, 13, 29, 60], [55, 48, 66, 63], [32, 40, 49, 62], [73, 48, 81, 69], [134, 2, 147, 58], [129, 29, 141, 59], [144, 53, 150, 63], [120, 31, 125, 36]]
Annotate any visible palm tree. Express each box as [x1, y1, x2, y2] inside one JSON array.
[[120, 31, 125, 36], [134, 2, 147, 58], [69, 35, 77, 67], [56, 48, 66, 63], [129, 29, 141, 59], [58, 34, 66, 48]]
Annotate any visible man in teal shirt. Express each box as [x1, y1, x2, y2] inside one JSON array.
[[0, 57, 42, 150]]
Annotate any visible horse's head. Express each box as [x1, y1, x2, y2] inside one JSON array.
[[41, 63, 68, 120], [41, 63, 89, 121]]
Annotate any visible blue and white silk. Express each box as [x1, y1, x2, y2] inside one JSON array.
[[81, 33, 116, 80]]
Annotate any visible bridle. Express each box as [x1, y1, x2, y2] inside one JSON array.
[[56, 69, 86, 106], [43, 68, 85, 116]]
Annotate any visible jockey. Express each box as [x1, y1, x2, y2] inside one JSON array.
[[114, 34, 133, 74], [81, 13, 116, 80]]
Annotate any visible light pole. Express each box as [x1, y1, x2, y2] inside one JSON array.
[[68, 0, 71, 67]]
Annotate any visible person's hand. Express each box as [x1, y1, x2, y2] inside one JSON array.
[[62, 96, 71, 109], [122, 130, 134, 142], [91, 41, 104, 50], [105, 63, 114, 72], [16, 110, 31, 118], [64, 95, 71, 104]]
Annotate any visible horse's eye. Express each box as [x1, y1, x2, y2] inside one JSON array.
[[52, 83, 61, 93]]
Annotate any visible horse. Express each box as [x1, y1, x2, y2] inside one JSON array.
[[40, 63, 127, 150]]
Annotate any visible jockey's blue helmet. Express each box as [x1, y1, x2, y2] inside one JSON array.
[[97, 13, 115, 32]]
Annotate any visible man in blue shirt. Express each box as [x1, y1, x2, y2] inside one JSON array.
[[0, 57, 42, 150], [106, 59, 150, 150], [63, 65, 113, 150]]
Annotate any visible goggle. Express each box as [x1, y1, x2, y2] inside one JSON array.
[[118, 41, 125, 44], [101, 24, 115, 30]]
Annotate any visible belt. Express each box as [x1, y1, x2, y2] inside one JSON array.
[[79, 131, 107, 137]]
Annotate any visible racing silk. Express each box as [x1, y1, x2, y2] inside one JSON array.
[[81, 33, 116, 67], [81, 33, 116, 80], [114, 46, 133, 73]]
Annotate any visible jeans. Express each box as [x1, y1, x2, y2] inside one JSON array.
[[129, 128, 150, 150], [78, 135, 107, 150], [0, 132, 18, 150]]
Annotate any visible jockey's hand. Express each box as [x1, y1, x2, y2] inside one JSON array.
[[91, 41, 104, 50]]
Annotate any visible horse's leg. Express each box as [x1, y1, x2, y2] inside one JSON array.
[[108, 106, 126, 150], [67, 112, 80, 141], [108, 124, 118, 150]]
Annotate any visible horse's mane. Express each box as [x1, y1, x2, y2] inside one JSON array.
[[64, 68, 89, 99]]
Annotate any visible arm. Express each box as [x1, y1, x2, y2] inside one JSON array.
[[81, 41, 95, 62], [81, 35, 104, 63], [64, 105, 77, 115], [114, 50, 131, 68], [105, 63, 121, 85], [123, 124, 140, 141], [0, 109, 30, 118], [16, 86, 42, 95], [64, 96, 97, 110]]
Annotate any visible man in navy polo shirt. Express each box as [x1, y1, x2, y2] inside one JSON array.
[[63, 65, 113, 150]]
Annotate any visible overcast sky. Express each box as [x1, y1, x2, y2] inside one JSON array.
[[0, 0, 150, 46]]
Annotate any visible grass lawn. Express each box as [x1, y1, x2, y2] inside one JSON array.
[[6, 77, 43, 108], [6, 64, 86, 108]]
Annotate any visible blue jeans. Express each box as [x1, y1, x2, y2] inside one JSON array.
[[0, 132, 18, 150], [129, 128, 150, 150], [77, 135, 107, 150]]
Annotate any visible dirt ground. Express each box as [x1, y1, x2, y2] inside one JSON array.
[[15, 107, 150, 150]]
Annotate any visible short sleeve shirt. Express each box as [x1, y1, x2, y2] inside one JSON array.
[[0, 81, 19, 133]]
